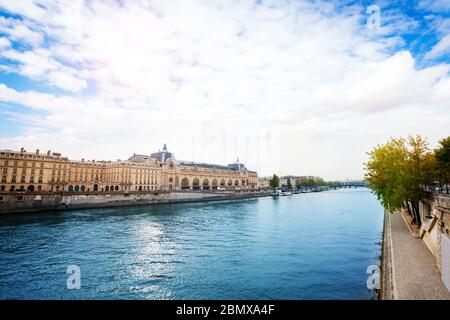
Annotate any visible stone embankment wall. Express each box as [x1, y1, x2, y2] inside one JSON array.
[[420, 194, 450, 291], [0, 191, 271, 214]]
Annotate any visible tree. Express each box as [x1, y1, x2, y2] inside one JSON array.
[[287, 178, 292, 190], [315, 177, 326, 186], [270, 174, 279, 189], [405, 136, 436, 225], [327, 181, 342, 188], [365, 135, 435, 226], [435, 136, 450, 194]]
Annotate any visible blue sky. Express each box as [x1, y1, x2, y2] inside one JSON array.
[[0, 0, 449, 180]]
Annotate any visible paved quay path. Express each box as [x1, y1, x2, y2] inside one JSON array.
[[388, 212, 450, 300]]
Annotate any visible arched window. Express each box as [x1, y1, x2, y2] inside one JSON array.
[[181, 178, 189, 190], [235, 180, 239, 186], [37, 185, 42, 191], [0, 185, 5, 191], [202, 178, 209, 190], [192, 178, 200, 190], [220, 179, 226, 187], [115, 186, 119, 191], [93, 184, 98, 191], [227, 179, 232, 187], [27, 185, 34, 192], [9, 185, 15, 192], [80, 185, 85, 192], [1, 176, 6, 183], [105, 186, 109, 192], [75, 185, 80, 192], [68, 185, 74, 192]]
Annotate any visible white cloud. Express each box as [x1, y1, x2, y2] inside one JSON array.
[[0, 0, 47, 21], [46, 71, 87, 92], [426, 34, 450, 59], [0, 36, 10, 47], [418, 0, 450, 12], [0, 16, 44, 46], [0, 0, 449, 179], [0, 47, 87, 92]]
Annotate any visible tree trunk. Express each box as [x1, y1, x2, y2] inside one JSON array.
[[413, 201, 421, 227], [404, 201, 410, 216], [410, 202, 417, 224], [407, 201, 413, 217]]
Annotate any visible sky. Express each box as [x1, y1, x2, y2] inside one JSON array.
[[0, 0, 449, 180]]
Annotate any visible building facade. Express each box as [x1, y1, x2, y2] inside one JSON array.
[[0, 145, 258, 192], [258, 177, 271, 189]]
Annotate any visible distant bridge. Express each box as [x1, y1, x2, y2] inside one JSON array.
[[341, 180, 367, 187]]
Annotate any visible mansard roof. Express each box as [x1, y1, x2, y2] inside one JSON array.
[[127, 154, 154, 163], [150, 151, 174, 163], [178, 160, 233, 171]]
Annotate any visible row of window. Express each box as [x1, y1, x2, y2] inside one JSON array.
[[0, 176, 94, 184], [3, 160, 49, 168], [0, 185, 42, 192], [2, 176, 44, 183], [0, 185, 161, 192], [1, 160, 122, 171], [135, 186, 159, 191], [2, 168, 45, 174], [0, 152, 65, 160]]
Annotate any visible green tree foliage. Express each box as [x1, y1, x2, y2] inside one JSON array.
[[296, 177, 314, 187], [435, 136, 450, 193], [270, 174, 280, 189], [295, 177, 327, 187], [365, 135, 436, 226], [327, 181, 342, 188], [287, 178, 292, 189]]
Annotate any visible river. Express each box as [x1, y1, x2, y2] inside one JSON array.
[[0, 188, 384, 299]]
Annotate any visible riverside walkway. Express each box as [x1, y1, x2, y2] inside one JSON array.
[[385, 211, 450, 299]]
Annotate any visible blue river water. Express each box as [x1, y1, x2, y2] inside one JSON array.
[[0, 188, 384, 300]]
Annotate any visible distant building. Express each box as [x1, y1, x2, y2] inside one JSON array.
[[0, 145, 258, 192], [258, 177, 271, 189]]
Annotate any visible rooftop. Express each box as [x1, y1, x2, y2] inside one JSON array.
[[128, 144, 250, 172]]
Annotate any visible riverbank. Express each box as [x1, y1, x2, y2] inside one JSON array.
[[0, 190, 272, 214], [381, 210, 450, 299]]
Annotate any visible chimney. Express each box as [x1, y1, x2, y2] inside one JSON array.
[[47, 150, 51, 156], [36, 149, 40, 155], [20, 147, 24, 153]]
